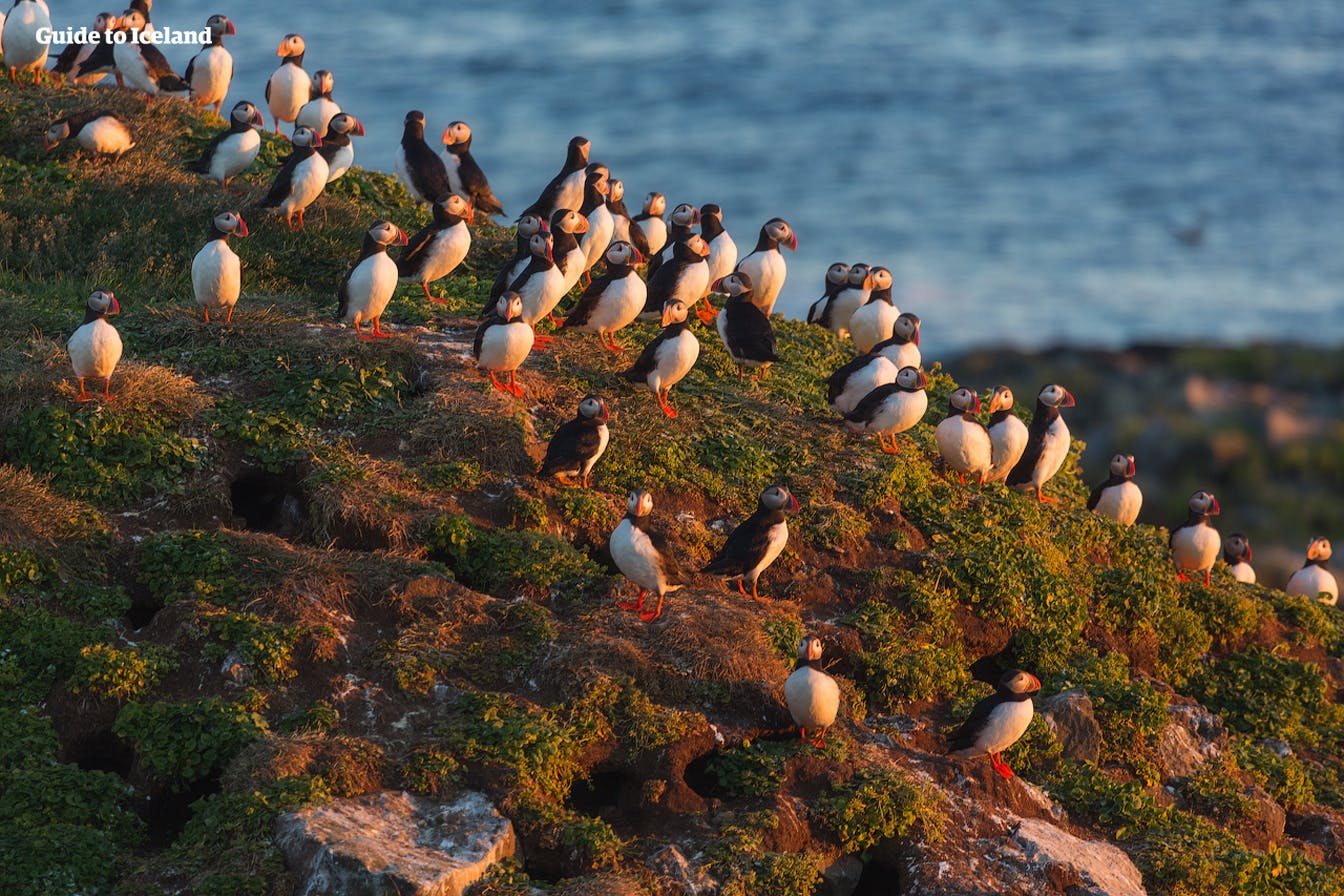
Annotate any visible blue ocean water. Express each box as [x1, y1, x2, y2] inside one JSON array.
[[55, 0, 1344, 357]]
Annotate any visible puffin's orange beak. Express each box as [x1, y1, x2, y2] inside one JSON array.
[[863, 274, 875, 289], [464, 204, 475, 224], [917, 371, 929, 388], [660, 305, 676, 327], [41, 136, 55, 151], [710, 277, 724, 293], [249, 109, 264, 128], [630, 247, 643, 263], [787, 493, 800, 513], [309, 134, 323, 148], [109, 296, 121, 315], [235, 216, 249, 237], [786, 231, 798, 251], [275, 42, 288, 56], [1209, 498, 1222, 516], [1127, 458, 1136, 477], [972, 394, 982, 414], [440, 126, 455, 145], [352, 120, 366, 136], [912, 328, 920, 346], [1061, 389, 1076, 408], [1309, 539, 1325, 561], [1029, 674, 1042, 691], [574, 217, 590, 233], [394, 227, 409, 246], [1244, 545, 1253, 563], [986, 392, 1003, 413], [224, 20, 236, 35]]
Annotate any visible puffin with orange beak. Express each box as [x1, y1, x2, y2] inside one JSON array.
[[640, 233, 710, 322], [1286, 537, 1338, 604], [1170, 490, 1222, 585], [473, 292, 533, 398], [265, 33, 310, 134], [484, 213, 548, 312], [1223, 533, 1256, 584], [647, 203, 700, 278], [703, 485, 800, 602], [623, 299, 701, 418], [935, 387, 992, 485], [258, 126, 328, 229], [295, 69, 341, 137], [984, 385, 1028, 483], [397, 194, 473, 303], [610, 490, 684, 622], [1006, 384, 1076, 502], [185, 14, 236, 115], [188, 101, 263, 190], [319, 113, 365, 182], [733, 217, 797, 318], [843, 366, 929, 455], [578, 164, 615, 281], [1087, 453, 1142, 525], [949, 669, 1042, 780], [336, 221, 408, 341], [43, 111, 135, 161], [561, 240, 647, 352], [395, 110, 454, 206], [192, 211, 249, 324], [549, 208, 593, 299], [440, 120, 505, 217], [68, 289, 123, 402], [523, 135, 590, 220], [51, 12, 118, 86], [714, 271, 779, 377], [539, 394, 611, 487]]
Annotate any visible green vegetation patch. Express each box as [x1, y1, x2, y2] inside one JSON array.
[[114, 697, 270, 788]]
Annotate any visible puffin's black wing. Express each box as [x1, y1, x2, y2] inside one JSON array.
[[184, 50, 198, 86], [335, 262, 357, 321], [264, 73, 272, 103], [844, 383, 900, 425], [397, 223, 441, 277], [827, 354, 871, 406], [643, 521, 684, 586], [188, 126, 232, 173], [460, 153, 504, 217], [1086, 480, 1106, 511], [51, 43, 80, 76], [539, 419, 602, 476], [948, 692, 1002, 752], [643, 259, 685, 315], [623, 328, 670, 382], [724, 301, 778, 362], [472, 316, 499, 361], [75, 40, 115, 78], [626, 219, 651, 257], [139, 44, 188, 90], [1005, 431, 1046, 487], [562, 271, 618, 329], [702, 510, 772, 577], [407, 142, 452, 205], [259, 152, 302, 208]]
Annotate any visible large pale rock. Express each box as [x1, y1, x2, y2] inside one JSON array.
[[1157, 704, 1225, 780], [1040, 689, 1102, 764], [1011, 818, 1147, 896], [275, 790, 515, 896]]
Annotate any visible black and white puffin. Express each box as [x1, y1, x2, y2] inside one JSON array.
[[827, 350, 897, 417], [1087, 453, 1142, 525], [335, 221, 408, 341], [623, 299, 700, 418], [68, 288, 122, 402], [113, 9, 190, 100], [539, 394, 610, 487], [191, 210, 248, 324], [1005, 384, 1076, 502], [1170, 490, 1221, 585], [1286, 537, 1338, 604], [3, 0, 51, 85], [606, 179, 647, 256], [984, 385, 1027, 484], [550, 207, 592, 298], [948, 668, 1041, 780], [805, 263, 852, 330], [935, 388, 991, 485], [579, 164, 615, 278], [560, 240, 646, 352], [701, 203, 738, 295], [640, 234, 710, 322], [734, 217, 797, 318], [397, 194, 473, 303], [524, 135, 590, 220], [785, 635, 841, 746], [395, 111, 452, 206], [703, 485, 799, 601], [473, 292, 533, 397], [714, 272, 779, 377], [647, 203, 700, 277], [43, 111, 135, 161], [258, 125, 328, 229], [486, 213, 547, 307], [843, 366, 929, 454], [295, 70, 339, 137], [318, 112, 364, 182], [185, 14, 235, 115], [265, 33, 309, 134], [507, 231, 566, 346], [632, 192, 668, 256], [1223, 533, 1256, 584], [610, 490, 683, 622], [847, 266, 898, 354], [873, 311, 922, 371], [439, 120, 505, 218], [188, 100, 262, 189], [50, 11, 115, 86], [826, 263, 873, 337]]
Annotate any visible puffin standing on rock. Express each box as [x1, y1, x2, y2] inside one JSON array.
[[43, 111, 135, 161], [734, 218, 796, 318], [844, 366, 929, 455], [1006, 384, 1075, 502], [806, 263, 852, 331], [984, 386, 1028, 484], [610, 490, 683, 622], [949, 669, 1041, 780], [561, 241, 647, 353], [847, 266, 898, 354], [623, 299, 700, 419], [1170, 490, 1221, 585], [188, 101, 263, 190], [397, 194, 473, 303], [715, 272, 779, 378], [1223, 534, 1256, 584], [319, 113, 364, 182], [1088, 453, 1142, 525], [192, 211, 248, 324], [439, 121, 505, 218], [396, 111, 453, 206], [525, 135, 590, 220], [936, 388, 992, 485], [265, 34, 310, 134], [785, 635, 841, 747], [336, 221, 408, 341], [702, 485, 799, 602], [185, 14, 235, 115], [473, 292, 533, 398], [1286, 537, 1338, 604], [68, 289, 123, 402], [258, 126, 328, 229], [539, 395, 610, 487]]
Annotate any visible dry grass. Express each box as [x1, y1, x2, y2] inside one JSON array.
[[306, 450, 442, 552], [0, 463, 105, 544], [406, 381, 537, 474]]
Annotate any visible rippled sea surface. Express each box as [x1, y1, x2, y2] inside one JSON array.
[[61, 0, 1344, 356]]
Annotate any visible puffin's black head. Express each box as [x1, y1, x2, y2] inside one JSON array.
[[85, 289, 120, 319], [366, 220, 409, 249], [987, 384, 1013, 414], [578, 394, 610, 422], [327, 113, 365, 138], [516, 213, 545, 238], [948, 387, 980, 416], [604, 240, 642, 267], [626, 489, 654, 519], [896, 366, 928, 392], [119, 8, 149, 33], [1308, 537, 1332, 564], [403, 110, 426, 138], [846, 263, 873, 289], [760, 485, 800, 514], [869, 266, 894, 293], [1224, 533, 1252, 564], [677, 234, 710, 262], [211, 210, 249, 239], [642, 192, 666, 217], [669, 203, 700, 228], [206, 14, 235, 36], [702, 203, 723, 221], [760, 217, 797, 251], [528, 231, 555, 263], [893, 312, 921, 345], [999, 669, 1042, 696], [1188, 490, 1220, 517], [568, 136, 591, 164], [311, 70, 335, 97], [1037, 383, 1075, 409], [712, 270, 752, 298], [434, 194, 473, 224], [584, 164, 610, 194], [1109, 453, 1136, 479], [661, 299, 689, 327], [231, 101, 264, 129], [42, 118, 72, 151], [825, 262, 851, 287], [797, 635, 824, 663], [441, 120, 472, 151], [276, 33, 305, 59], [291, 126, 323, 150], [550, 208, 590, 236], [608, 179, 625, 203], [94, 11, 117, 31], [495, 291, 525, 322]]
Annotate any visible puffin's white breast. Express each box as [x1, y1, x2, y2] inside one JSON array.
[[849, 301, 899, 355], [113, 42, 157, 94], [409, 222, 471, 284], [785, 666, 841, 730], [747, 520, 789, 582], [282, 154, 330, 214], [832, 356, 898, 416], [326, 143, 355, 182], [738, 250, 786, 314], [1230, 562, 1257, 585], [582, 273, 646, 334], [296, 97, 341, 137], [609, 518, 668, 595], [1172, 523, 1221, 572], [210, 129, 260, 182], [192, 240, 241, 308], [1025, 417, 1071, 487], [1, 2, 51, 69], [851, 388, 928, 436], [986, 416, 1029, 483], [1287, 566, 1339, 604], [961, 699, 1034, 756], [582, 207, 615, 270], [477, 320, 533, 372], [343, 253, 398, 323], [519, 266, 568, 325], [706, 232, 738, 287], [637, 217, 668, 256], [190, 46, 232, 105], [1094, 481, 1142, 526], [935, 417, 992, 478], [79, 117, 135, 156], [268, 64, 310, 122], [68, 318, 122, 380], [828, 288, 870, 337], [648, 330, 699, 391]]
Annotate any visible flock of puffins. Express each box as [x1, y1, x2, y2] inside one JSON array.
[[4, 0, 1338, 778]]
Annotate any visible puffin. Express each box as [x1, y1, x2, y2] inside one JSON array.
[[318, 112, 364, 182], [539, 394, 611, 488], [825, 263, 874, 337], [397, 194, 473, 303], [185, 14, 235, 115], [486, 213, 547, 306], [1005, 384, 1076, 502], [395, 111, 453, 206], [935, 388, 992, 485], [2, 0, 51, 85], [524, 135, 591, 220], [112, 9, 190, 100], [439, 120, 505, 217], [506, 230, 566, 346], [295, 70, 339, 137], [579, 164, 615, 278], [549, 208, 592, 298], [1286, 537, 1338, 604], [1170, 490, 1222, 585], [68, 289, 122, 402], [335, 221, 408, 341], [640, 234, 710, 322], [715, 272, 779, 377], [258, 126, 328, 229], [560, 240, 647, 352], [473, 292, 533, 397], [701, 203, 738, 297], [50, 11, 116, 86], [610, 490, 683, 622], [43, 111, 135, 161], [785, 635, 841, 746], [948, 669, 1042, 780], [1087, 453, 1142, 525], [734, 218, 797, 317], [191, 210, 248, 324], [606, 179, 648, 256], [1223, 534, 1256, 585], [265, 34, 310, 134], [702, 485, 799, 601], [827, 350, 897, 417], [648, 203, 700, 277], [873, 311, 922, 370], [623, 299, 700, 418], [984, 385, 1028, 484], [843, 366, 929, 454], [633, 192, 669, 257], [805, 263, 852, 331], [847, 266, 898, 354], [187, 100, 263, 190]]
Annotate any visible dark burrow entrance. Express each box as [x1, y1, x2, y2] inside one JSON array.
[[853, 858, 906, 895], [230, 470, 307, 534], [567, 769, 630, 821], [141, 775, 222, 848], [67, 728, 134, 778], [683, 751, 723, 800]]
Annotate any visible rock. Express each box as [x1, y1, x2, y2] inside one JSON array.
[[1288, 809, 1344, 864], [1238, 783, 1286, 850], [1156, 704, 1225, 780], [650, 845, 716, 896], [819, 854, 863, 896], [1011, 818, 1148, 896], [550, 873, 644, 896], [275, 790, 515, 896], [1040, 689, 1102, 764]]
